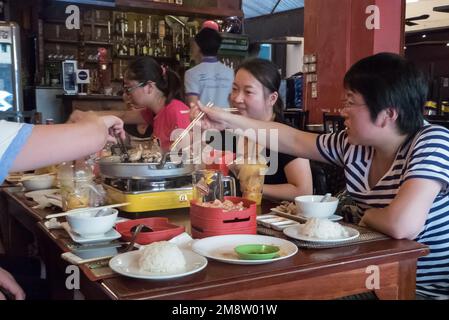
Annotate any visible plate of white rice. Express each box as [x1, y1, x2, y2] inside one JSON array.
[[283, 218, 359, 243], [109, 241, 207, 280]]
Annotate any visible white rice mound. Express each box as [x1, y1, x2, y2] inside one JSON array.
[[300, 218, 349, 239], [138, 241, 186, 273]]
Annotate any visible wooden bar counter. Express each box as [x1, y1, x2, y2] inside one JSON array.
[[0, 187, 429, 300]]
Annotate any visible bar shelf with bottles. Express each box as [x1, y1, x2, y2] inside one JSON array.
[[111, 12, 198, 81]]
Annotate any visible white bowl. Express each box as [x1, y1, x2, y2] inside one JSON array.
[[21, 175, 55, 191], [294, 195, 339, 219], [67, 208, 118, 238]]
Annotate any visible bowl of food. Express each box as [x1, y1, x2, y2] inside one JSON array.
[[294, 195, 339, 219], [66, 208, 118, 238], [21, 174, 55, 191], [234, 244, 280, 260]]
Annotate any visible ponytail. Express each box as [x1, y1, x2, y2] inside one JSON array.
[[158, 67, 183, 104]]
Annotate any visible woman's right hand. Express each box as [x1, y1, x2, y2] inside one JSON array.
[[190, 101, 230, 131]]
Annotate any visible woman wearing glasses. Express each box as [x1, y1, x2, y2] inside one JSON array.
[[71, 57, 190, 151], [192, 53, 449, 300]]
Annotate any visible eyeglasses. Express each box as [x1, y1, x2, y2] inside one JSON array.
[[123, 82, 146, 94]]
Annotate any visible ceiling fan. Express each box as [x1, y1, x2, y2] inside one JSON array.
[[405, 14, 430, 26]]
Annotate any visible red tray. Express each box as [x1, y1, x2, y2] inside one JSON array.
[[115, 217, 185, 245]]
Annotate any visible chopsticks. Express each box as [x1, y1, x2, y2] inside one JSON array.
[[113, 131, 129, 162], [179, 108, 238, 114], [170, 101, 214, 152], [157, 102, 214, 169], [45, 202, 130, 219]]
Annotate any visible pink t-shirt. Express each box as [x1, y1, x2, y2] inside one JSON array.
[[140, 99, 190, 150]]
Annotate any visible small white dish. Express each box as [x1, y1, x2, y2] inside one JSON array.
[[192, 234, 298, 265], [61, 222, 121, 244], [283, 224, 360, 243], [109, 249, 207, 280]]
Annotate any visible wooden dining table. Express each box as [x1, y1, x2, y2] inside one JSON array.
[[0, 186, 429, 300]]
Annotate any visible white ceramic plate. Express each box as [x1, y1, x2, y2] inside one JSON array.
[[192, 234, 298, 265], [270, 208, 343, 222], [283, 224, 360, 243], [109, 249, 208, 280], [61, 222, 121, 244]]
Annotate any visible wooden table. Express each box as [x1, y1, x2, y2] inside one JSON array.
[[0, 187, 429, 300]]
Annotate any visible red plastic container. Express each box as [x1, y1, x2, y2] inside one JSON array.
[[115, 217, 185, 245], [189, 196, 257, 239]]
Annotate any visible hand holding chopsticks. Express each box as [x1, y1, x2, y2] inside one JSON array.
[[171, 101, 214, 151], [158, 102, 214, 168]]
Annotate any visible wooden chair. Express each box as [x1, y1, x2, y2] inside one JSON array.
[[323, 112, 345, 133], [0, 111, 38, 124], [282, 109, 309, 130]]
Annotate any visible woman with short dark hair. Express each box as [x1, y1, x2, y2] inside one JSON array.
[[192, 53, 449, 299]]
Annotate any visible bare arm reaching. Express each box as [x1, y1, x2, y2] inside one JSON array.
[[192, 102, 328, 163], [10, 114, 124, 172]]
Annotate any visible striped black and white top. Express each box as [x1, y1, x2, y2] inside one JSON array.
[[317, 124, 449, 300]]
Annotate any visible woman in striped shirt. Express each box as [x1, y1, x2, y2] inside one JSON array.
[[192, 53, 449, 299]]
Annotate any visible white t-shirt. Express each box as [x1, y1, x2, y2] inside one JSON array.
[[184, 57, 234, 108], [0, 120, 34, 183]]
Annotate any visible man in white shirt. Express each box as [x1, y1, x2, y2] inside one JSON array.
[[185, 28, 234, 109]]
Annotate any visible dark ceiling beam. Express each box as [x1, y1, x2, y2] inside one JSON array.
[[270, 0, 282, 14]]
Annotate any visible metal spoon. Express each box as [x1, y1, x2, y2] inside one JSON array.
[[320, 193, 332, 203], [123, 224, 145, 252], [94, 208, 110, 217]]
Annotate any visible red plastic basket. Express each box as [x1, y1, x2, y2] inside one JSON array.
[[189, 196, 257, 239]]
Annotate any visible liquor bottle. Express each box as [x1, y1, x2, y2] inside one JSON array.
[[128, 20, 137, 56], [158, 20, 166, 40], [118, 27, 128, 56], [136, 37, 142, 56], [147, 37, 154, 56], [154, 39, 161, 57], [175, 40, 181, 62], [123, 13, 129, 33], [114, 13, 122, 34], [142, 30, 149, 56], [139, 20, 144, 35]]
